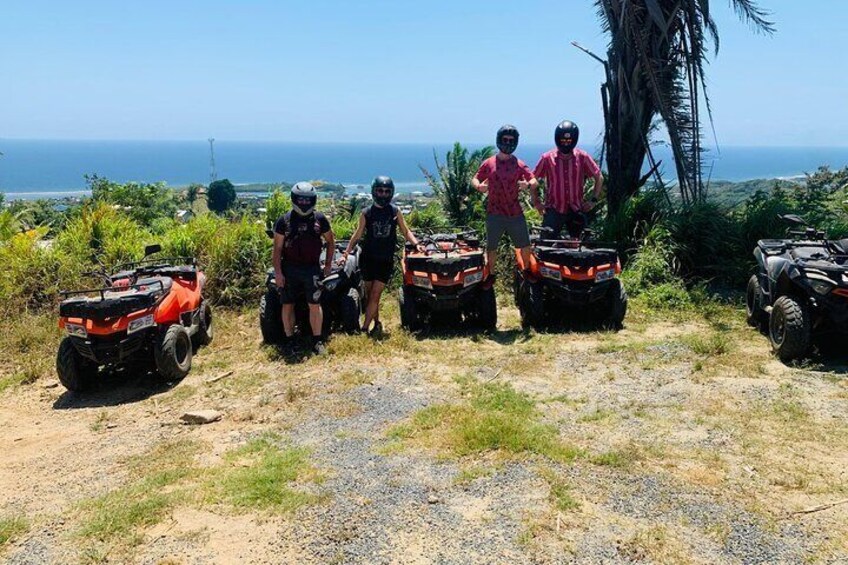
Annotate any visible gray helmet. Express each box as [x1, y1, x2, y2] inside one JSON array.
[[291, 181, 317, 216]]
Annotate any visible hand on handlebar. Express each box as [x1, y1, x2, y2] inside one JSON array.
[[337, 252, 348, 266]]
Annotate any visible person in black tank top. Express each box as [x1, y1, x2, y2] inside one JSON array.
[[341, 176, 421, 336]]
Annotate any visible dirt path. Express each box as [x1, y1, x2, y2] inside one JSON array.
[[2, 307, 847, 564]]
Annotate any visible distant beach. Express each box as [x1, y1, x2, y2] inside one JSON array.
[[1, 140, 847, 200]]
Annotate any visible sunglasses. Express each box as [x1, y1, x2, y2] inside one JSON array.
[[375, 188, 392, 195]]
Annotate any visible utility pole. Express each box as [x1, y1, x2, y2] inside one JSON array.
[[208, 138, 217, 184]]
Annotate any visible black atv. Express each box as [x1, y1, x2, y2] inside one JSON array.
[[259, 237, 364, 344], [747, 214, 848, 362], [399, 228, 496, 331], [514, 227, 627, 330]]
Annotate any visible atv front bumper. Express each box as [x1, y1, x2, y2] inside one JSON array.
[[529, 277, 616, 306], [68, 331, 149, 365], [406, 284, 481, 312]]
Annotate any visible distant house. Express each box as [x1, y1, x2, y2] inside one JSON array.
[[411, 191, 424, 198], [176, 209, 194, 223]]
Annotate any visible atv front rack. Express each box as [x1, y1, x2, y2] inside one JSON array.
[[59, 280, 168, 320], [115, 256, 197, 271]]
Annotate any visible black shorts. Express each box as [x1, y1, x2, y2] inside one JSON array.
[[280, 264, 322, 304], [361, 255, 394, 284], [542, 208, 587, 239]]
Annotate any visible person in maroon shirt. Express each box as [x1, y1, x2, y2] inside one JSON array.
[[272, 182, 335, 355], [471, 125, 537, 279]]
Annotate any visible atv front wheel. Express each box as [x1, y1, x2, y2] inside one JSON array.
[[478, 286, 497, 330], [519, 280, 545, 329], [259, 289, 284, 344], [193, 301, 214, 347], [340, 288, 361, 333], [155, 325, 193, 381], [769, 295, 811, 362], [399, 287, 422, 331], [746, 275, 766, 330], [56, 337, 98, 392], [603, 279, 628, 330]]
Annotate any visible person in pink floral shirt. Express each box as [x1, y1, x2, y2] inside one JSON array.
[[472, 125, 537, 280], [531, 120, 604, 238]]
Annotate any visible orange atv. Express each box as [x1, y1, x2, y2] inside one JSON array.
[[399, 228, 496, 330], [56, 245, 212, 392], [514, 228, 626, 330]]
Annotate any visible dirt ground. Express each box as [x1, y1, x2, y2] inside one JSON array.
[[1, 303, 847, 564]]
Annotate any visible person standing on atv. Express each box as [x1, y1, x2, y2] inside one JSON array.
[[272, 182, 335, 355], [471, 124, 536, 280], [340, 176, 420, 337], [531, 120, 604, 238]]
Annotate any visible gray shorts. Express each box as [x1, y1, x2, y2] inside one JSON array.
[[486, 214, 530, 249]]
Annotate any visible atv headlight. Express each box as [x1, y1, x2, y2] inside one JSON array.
[[322, 275, 341, 292], [808, 278, 834, 295], [127, 313, 155, 334], [65, 323, 87, 338], [412, 275, 432, 289]]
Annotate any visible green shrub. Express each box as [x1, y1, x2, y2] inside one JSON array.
[[208, 179, 237, 214], [55, 203, 149, 270], [161, 215, 270, 305], [88, 175, 178, 226]]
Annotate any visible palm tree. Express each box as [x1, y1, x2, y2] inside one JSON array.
[[589, 0, 773, 211], [420, 143, 494, 228]]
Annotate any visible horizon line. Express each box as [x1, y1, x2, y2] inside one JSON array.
[[2, 137, 848, 150]]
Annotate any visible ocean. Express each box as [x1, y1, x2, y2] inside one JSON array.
[[1, 140, 848, 200]]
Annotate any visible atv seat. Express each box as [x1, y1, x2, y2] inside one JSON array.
[[535, 247, 618, 268]]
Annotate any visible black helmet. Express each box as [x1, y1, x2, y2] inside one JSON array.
[[496, 124, 519, 155], [555, 120, 579, 153], [371, 176, 395, 207], [291, 181, 317, 216]]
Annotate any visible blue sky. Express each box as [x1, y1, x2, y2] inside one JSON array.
[[1, 0, 845, 146]]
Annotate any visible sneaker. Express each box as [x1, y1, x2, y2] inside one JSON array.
[[369, 321, 383, 338], [312, 339, 327, 355], [280, 335, 296, 354]]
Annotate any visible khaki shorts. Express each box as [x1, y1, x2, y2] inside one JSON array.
[[486, 214, 530, 249]]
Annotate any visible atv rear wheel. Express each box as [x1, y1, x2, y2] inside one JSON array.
[[603, 279, 628, 330], [399, 287, 422, 331], [155, 325, 193, 381], [519, 280, 545, 329], [769, 295, 811, 362], [193, 301, 213, 347], [56, 337, 98, 392], [340, 288, 361, 333], [746, 275, 766, 330], [259, 289, 284, 344], [478, 286, 497, 330]]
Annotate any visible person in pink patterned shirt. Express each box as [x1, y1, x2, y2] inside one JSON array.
[[531, 120, 604, 238], [472, 125, 537, 280]]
